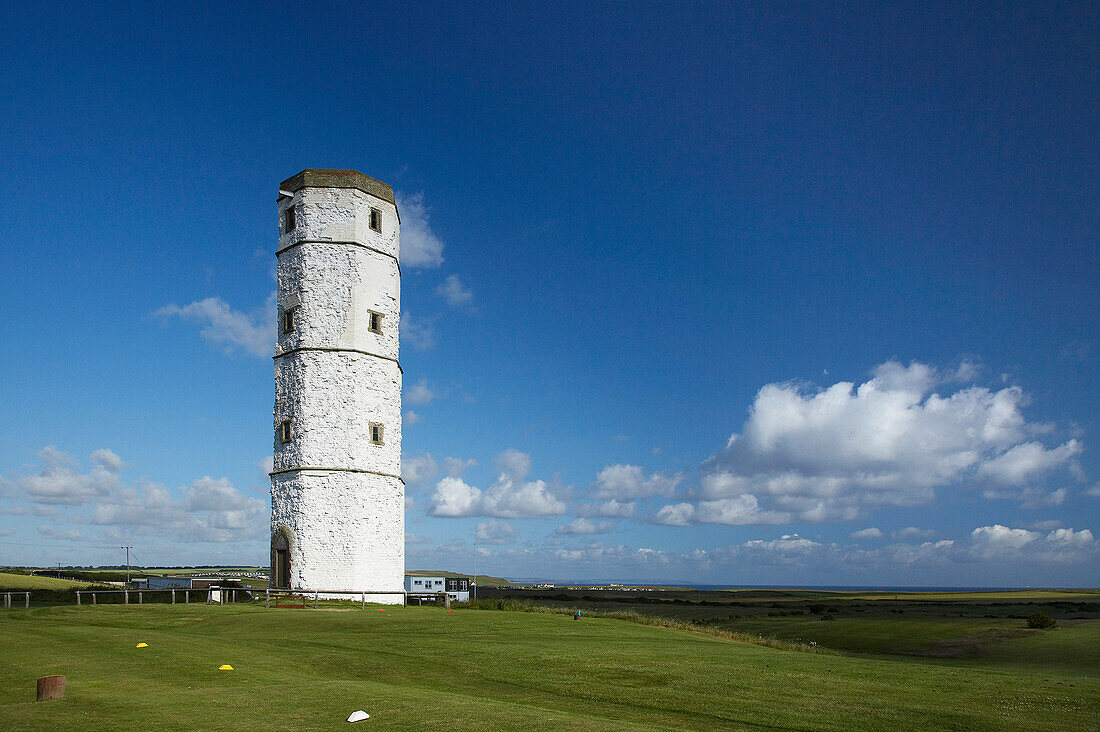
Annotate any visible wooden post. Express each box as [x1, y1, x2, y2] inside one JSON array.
[[92, 593, 96, 605], [185, 590, 189, 604], [138, 591, 142, 605], [76, 591, 81, 606], [36, 675, 66, 702], [265, 589, 270, 608], [124, 590, 129, 605], [25, 592, 29, 608], [232, 590, 236, 604], [171, 589, 176, 605]]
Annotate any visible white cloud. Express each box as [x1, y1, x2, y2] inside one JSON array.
[[395, 191, 444, 268], [851, 527, 883, 540], [403, 410, 422, 425], [594, 464, 682, 500], [400, 311, 436, 351], [429, 451, 566, 518], [894, 527, 936, 540], [91, 449, 128, 472], [742, 534, 821, 556], [579, 499, 637, 518], [402, 454, 439, 487], [554, 518, 614, 536], [977, 440, 1082, 485], [1045, 528, 1093, 548], [475, 519, 517, 545], [1086, 483, 1100, 498], [405, 379, 436, 405], [495, 449, 532, 481], [153, 295, 273, 358], [653, 495, 789, 526], [38, 526, 85, 541], [981, 486, 1068, 509], [436, 274, 472, 306], [970, 524, 1039, 554], [20, 446, 122, 505], [696, 360, 1081, 523], [11, 447, 265, 545], [405, 532, 432, 545], [442, 457, 477, 477]]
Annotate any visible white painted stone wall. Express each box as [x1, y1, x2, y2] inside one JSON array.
[[270, 176, 403, 601]]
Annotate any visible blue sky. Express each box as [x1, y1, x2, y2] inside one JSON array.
[[1, 1, 1096, 585]]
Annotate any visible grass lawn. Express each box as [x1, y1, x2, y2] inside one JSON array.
[[1, 604, 1097, 730]]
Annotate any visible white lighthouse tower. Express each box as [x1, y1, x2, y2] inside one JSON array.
[[269, 169, 404, 603]]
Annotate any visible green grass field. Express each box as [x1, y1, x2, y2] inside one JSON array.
[[1, 603, 1097, 730], [0, 572, 111, 591]]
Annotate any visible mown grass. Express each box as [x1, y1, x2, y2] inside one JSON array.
[[1, 603, 1097, 730]]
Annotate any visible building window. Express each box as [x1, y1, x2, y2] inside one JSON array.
[[369, 207, 382, 233], [282, 307, 296, 335], [285, 206, 296, 233], [368, 311, 382, 334], [370, 422, 384, 445], [280, 419, 293, 444]]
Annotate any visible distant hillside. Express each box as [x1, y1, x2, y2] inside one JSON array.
[[0, 572, 112, 591], [406, 570, 513, 586]]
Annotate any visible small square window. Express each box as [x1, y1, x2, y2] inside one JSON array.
[[368, 312, 383, 334], [285, 206, 296, 233], [369, 208, 382, 233], [370, 422, 384, 445], [279, 419, 293, 444], [282, 307, 296, 335]]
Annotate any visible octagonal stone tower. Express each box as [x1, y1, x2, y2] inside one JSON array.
[[269, 169, 404, 603]]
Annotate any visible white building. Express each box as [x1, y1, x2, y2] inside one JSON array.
[[405, 576, 471, 602], [269, 170, 404, 603]]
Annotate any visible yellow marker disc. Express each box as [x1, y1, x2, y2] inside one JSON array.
[[136, 643, 149, 648], [218, 665, 234, 671]]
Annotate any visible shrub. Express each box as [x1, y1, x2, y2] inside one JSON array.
[[1026, 612, 1056, 629]]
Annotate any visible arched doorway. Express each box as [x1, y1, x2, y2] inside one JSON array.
[[271, 528, 292, 589]]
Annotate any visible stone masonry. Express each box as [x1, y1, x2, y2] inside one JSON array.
[[269, 169, 404, 603]]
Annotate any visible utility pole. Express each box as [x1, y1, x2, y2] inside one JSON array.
[[121, 546, 132, 584]]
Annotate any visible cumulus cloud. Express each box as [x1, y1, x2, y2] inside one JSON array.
[[475, 519, 517, 545], [977, 440, 1082, 485], [20, 446, 122, 505], [578, 499, 637, 518], [400, 311, 436, 351], [593, 465, 682, 500], [851, 527, 883, 540], [983, 486, 1068, 509], [436, 274, 473, 306], [395, 191, 444, 268], [403, 410, 422, 425], [12, 447, 265, 544], [970, 524, 1039, 554], [153, 295, 273, 358], [442, 457, 477, 477], [554, 518, 614, 536], [402, 454, 439, 487], [405, 379, 436, 405], [429, 450, 566, 518], [653, 495, 789, 526], [686, 360, 1082, 523]]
